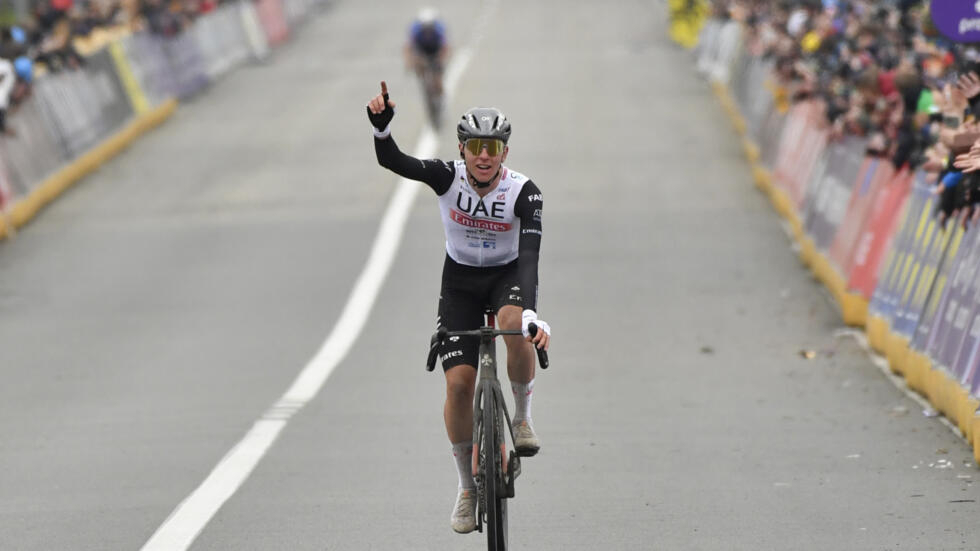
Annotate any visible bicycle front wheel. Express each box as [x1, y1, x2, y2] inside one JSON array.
[[482, 391, 508, 550]]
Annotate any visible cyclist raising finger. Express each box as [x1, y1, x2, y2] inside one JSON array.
[[366, 81, 552, 535]]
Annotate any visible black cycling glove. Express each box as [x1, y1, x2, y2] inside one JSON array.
[[366, 91, 394, 132], [938, 179, 959, 220]]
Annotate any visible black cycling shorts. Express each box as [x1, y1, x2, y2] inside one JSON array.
[[437, 255, 524, 371]]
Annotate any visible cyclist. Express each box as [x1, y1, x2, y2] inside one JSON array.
[[404, 8, 448, 82], [403, 7, 448, 124], [366, 81, 551, 535]]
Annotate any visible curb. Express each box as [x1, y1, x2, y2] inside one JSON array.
[[0, 98, 178, 241]]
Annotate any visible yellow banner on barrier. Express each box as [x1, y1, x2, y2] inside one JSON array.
[[921, 225, 963, 324], [108, 41, 150, 115], [668, 0, 707, 49], [912, 225, 957, 314], [896, 203, 934, 296], [900, 218, 938, 306]]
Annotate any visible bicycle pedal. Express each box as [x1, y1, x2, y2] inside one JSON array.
[[516, 448, 538, 458]]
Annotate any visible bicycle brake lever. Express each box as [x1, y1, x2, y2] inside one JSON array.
[[527, 324, 549, 369], [425, 327, 448, 372]]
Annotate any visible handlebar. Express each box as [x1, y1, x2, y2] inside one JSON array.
[[425, 325, 550, 371]]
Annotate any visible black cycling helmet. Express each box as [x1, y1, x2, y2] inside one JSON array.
[[456, 107, 511, 144]]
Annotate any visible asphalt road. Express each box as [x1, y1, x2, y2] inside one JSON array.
[[0, 1, 978, 550]]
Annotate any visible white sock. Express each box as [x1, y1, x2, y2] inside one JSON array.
[[511, 379, 534, 422], [452, 441, 475, 490]]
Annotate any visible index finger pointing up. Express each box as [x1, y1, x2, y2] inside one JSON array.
[[380, 80, 388, 98]]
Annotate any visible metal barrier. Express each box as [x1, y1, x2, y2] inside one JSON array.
[[283, 0, 318, 27], [696, 19, 742, 85], [695, 12, 980, 454], [238, 0, 271, 60], [909, 221, 964, 358], [934, 226, 980, 370], [193, 3, 254, 80], [161, 30, 211, 99], [117, 31, 177, 107], [803, 137, 865, 251], [0, 94, 67, 196], [889, 187, 950, 339], [0, 0, 332, 229], [871, 182, 934, 321], [33, 64, 126, 158], [255, 0, 290, 46], [740, 57, 776, 141], [85, 48, 136, 136]]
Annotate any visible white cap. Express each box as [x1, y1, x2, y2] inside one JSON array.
[[418, 7, 439, 24]]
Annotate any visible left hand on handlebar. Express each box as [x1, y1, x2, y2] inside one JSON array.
[[521, 309, 551, 351]]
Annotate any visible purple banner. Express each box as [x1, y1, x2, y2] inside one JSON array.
[[912, 222, 968, 352], [953, 288, 980, 384], [927, 226, 980, 366], [874, 182, 933, 320], [943, 239, 980, 374], [930, 0, 980, 43], [895, 217, 953, 337]]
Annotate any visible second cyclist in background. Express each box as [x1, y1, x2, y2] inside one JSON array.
[[404, 7, 449, 127]]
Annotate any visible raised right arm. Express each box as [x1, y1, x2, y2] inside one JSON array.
[[367, 80, 454, 195], [374, 136, 454, 194]]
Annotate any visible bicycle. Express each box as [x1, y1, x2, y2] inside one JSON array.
[[416, 56, 444, 129], [426, 312, 549, 551]]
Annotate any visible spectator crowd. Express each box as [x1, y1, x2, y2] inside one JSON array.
[[722, 0, 980, 223], [0, 0, 232, 133]]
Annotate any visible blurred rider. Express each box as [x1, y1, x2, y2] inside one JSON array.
[[404, 8, 449, 95], [366, 81, 551, 535]]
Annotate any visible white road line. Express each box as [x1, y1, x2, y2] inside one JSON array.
[[140, 130, 436, 551], [140, 1, 500, 547]]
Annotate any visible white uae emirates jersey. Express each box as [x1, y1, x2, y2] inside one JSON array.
[[437, 160, 530, 267]]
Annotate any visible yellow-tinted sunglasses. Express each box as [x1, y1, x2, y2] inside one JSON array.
[[464, 138, 505, 156]]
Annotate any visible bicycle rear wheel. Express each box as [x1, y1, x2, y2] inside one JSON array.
[[420, 64, 443, 128], [482, 390, 508, 550]]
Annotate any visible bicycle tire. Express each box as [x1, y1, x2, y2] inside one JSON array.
[[483, 390, 508, 550], [422, 69, 443, 128], [424, 89, 439, 127]]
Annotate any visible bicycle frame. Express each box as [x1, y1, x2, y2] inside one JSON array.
[[471, 322, 520, 491], [470, 317, 517, 548]]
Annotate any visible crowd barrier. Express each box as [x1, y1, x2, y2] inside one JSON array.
[[696, 18, 980, 463], [0, 0, 330, 239]]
